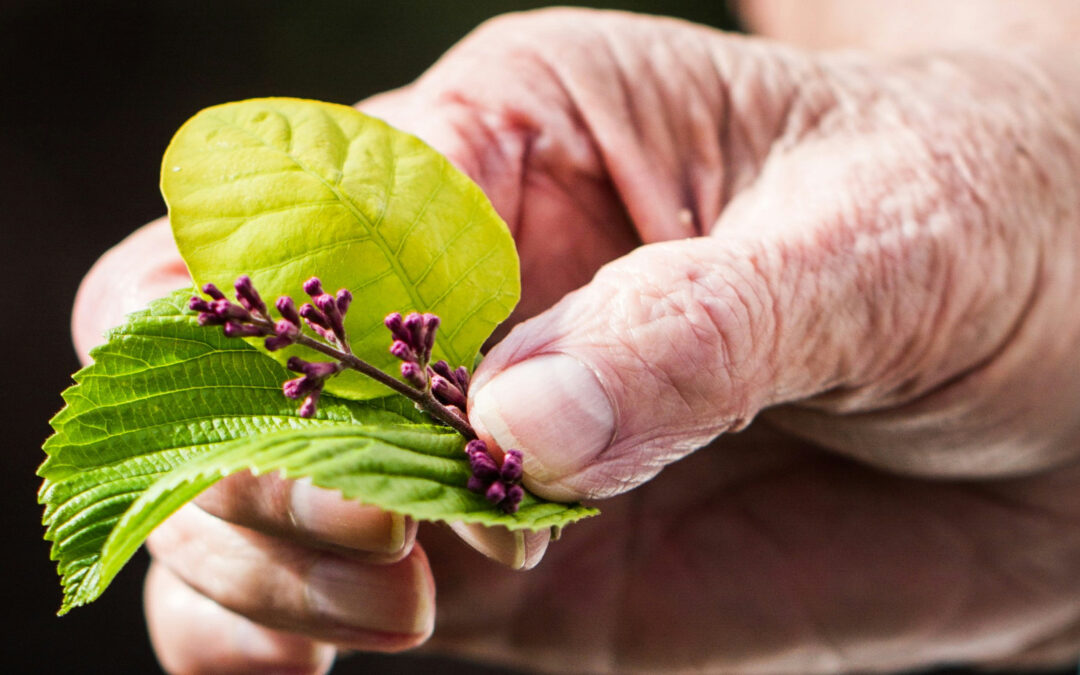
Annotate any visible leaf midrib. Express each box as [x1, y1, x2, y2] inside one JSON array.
[[203, 110, 465, 366]]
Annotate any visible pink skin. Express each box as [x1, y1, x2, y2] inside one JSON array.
[[72, 8, 1080, 674]]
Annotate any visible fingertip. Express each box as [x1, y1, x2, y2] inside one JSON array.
[[449, 521, 550, 570], [288, 479, 417, 560], [194, 473, 417, 561], [72, 217, 190, 362], [468, 353, 616, 501]]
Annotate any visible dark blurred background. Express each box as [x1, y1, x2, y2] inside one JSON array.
[[1, 1, 1072, 673]]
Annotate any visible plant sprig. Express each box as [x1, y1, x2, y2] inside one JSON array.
[[191, 274, 526, 514], [40, 97, 597, 615], [191, 275, 472, 435]]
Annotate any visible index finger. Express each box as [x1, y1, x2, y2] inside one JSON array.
[[72, 216, 189, 362]]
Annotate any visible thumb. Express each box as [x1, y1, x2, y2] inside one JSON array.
[[468, 233, 794, 502], [467, 183, 1049, 501]]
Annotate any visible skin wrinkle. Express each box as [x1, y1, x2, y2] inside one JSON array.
[[86, 8, 1080, 672], [777, 82, 1036, 412], [638, 33, 707, 234], [587, 29, 686, 244], [730, 242, 784, 396], [674, 38, 726, 231], [711, 59, 735, 226]]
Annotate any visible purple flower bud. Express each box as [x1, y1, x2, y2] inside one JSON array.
[[197, 312, 226, 326], [421, 313, 440, 360], [202, 283, 226, 301], [466, 475, 488, 494], [189, 297, 213, 313], [430, 360, 453, 380], [453, 366, 471, 393], [264, 335, 293, 351], [282, 376, 320, 400], [298, 391, 320, 418], [275, 320, 299, 338], [286, 357, 338, 378], [336, 288, 352, 315], [275, 296, 301, 326], [501, 484, 524, 514], [500, 449, 524, 483], [384, 312, 413, 345], [314, 293, 346, 341], [465, 439, 488, 456], [390, 340, 417, 362], [466, 445, 499, 481], [302, 277, 323, 296], [403, 312, 424, 352], [211, 299, 250, 321], [431, 375, 467, 409], [223, 321, 266, 338], [234, 275, 267, 315], [313, 293, 335, 315], [299, 303, 329, 329], [485, 481, 507, 506], [400, 361, 426, 388], [305, 361, 340, 379]]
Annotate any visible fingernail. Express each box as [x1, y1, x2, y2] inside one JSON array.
[[471, 354, 615, 490], [450, 522, 550, 570], [290, 480, 408, 554], [306, 555, 433, 635]]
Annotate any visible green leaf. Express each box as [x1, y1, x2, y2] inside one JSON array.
[[162, 97, 519, 399], [40, 292, 597, 614]]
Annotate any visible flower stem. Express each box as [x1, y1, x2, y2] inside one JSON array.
[[249, 315, 475, 439]]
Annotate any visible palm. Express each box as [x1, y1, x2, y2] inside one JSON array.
[[418, 427, 1080, 672], [85, 11, 1080, 673]]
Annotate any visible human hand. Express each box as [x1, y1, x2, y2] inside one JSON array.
[[73, 8, 1080, 673]]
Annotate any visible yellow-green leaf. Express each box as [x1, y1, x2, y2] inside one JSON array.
[[162, 98, 519, 399]]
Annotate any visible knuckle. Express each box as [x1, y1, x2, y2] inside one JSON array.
[[593, 241, 772, 429]]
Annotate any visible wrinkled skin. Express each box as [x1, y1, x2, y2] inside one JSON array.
[[73, 8, 1080, 674]]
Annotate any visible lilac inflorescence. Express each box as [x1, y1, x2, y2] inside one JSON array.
[[465, 440, 525, 514], [191, 275, 352, 419], [385, 312, 469, 411], [385, 312, 526, 511], [192, 278, 532, 509]]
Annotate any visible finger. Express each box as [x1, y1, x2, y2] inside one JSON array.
[[73, 216, 189, 363], [466, 173, 1054, 503], [355, 13, 673, 326], [194, 472, 416, 561], [448, 522, 550, 570], [467, 235, 788, 502], [147, 504, 435, 651], [145, 561, 336, 675], [460, 33, 1080, 493]]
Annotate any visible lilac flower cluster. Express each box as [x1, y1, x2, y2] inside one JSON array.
[[192, 274, 526, 513], [465, 440, 524, 513], [189, 275, 350, 418], [384, 311, 524, 512], [385, 312, 471, 418]]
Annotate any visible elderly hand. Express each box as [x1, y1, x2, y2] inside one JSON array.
[[74, 9, 1080, 673]]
